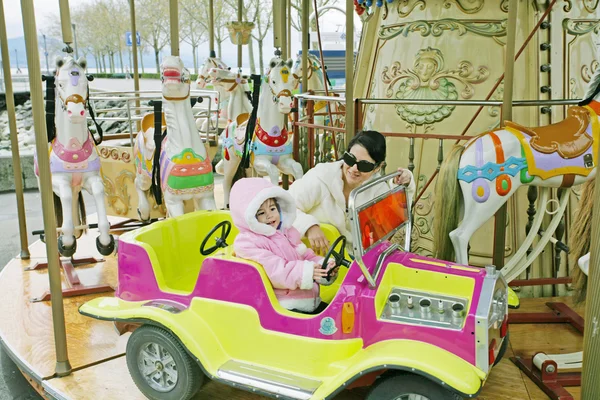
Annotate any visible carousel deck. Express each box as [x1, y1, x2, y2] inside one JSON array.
[[0, 229, 583, 400]]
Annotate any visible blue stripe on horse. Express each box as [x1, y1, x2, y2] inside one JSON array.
[[458, 156, 528, 183]]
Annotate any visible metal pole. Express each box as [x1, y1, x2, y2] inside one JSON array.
[[280, 0, 287, 59], [71, 23, 78, 58], [14, 49, 19, 72], [169, 0, 179, 56], [287, 0, 292, 58], [20, 0, 72, 376], [208, 0, 215, 57], [237, 0, 243, 71], [42, 34, 50, 74], [58, 0, 73, 45], [0, 0, 29, 260], [273, 0, 281, 50], [129, 0, 140, 131], [301, 0, 308, 92], [582, 163, 600, 397], [344, 0, 354, 141], [492, 0, 518, 269]]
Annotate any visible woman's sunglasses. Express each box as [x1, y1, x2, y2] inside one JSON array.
[[343, 152, 377, 173]]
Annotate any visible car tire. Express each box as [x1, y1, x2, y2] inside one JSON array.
[[366, 373, 464, 400], [126, 324, 204, 400], [494, 332, 510, 367]]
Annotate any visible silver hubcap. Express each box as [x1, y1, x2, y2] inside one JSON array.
[[395, 395, 431, 400], [138, 342, 178, 392]]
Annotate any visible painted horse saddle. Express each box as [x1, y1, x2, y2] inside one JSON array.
[[505, 106, 592, 159]]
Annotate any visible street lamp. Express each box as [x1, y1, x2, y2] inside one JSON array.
[[71, 23, 79, 59], [14, 48, 21, 73]]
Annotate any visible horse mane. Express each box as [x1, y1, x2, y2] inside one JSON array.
[[580, 64, 600, 105]]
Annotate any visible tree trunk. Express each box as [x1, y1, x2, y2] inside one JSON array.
[[248, 37, 256, 74], [111, 53, 116, 73], [192, 45, 198, 74], [154, 48, 160, 74], [128, 50, 132, 71], [100, 54, 105, 73], [258, 39, 264, 75], [118, 49, 124, 73], [218, 40, 222, 58], [139, 47, 145, 74]]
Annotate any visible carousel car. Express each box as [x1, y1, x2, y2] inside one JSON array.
[[79, 172, 509, 400]]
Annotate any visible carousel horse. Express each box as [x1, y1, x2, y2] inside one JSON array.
[[250, 57, 303, 184], [35, 56, 115, 257], [433, 64, 600, 284], [134, 56, 216, 220], [209, 68, 253, 207], [196, 56, 230, 132]]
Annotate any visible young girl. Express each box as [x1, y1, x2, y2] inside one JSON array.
[[230, 177, 337, 314]]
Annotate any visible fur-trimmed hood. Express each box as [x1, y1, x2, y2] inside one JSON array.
[[230, 178, 297, 236]]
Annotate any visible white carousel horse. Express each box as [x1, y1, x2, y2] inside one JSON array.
[[35, 56, 114, 257], [195, 56, 230, 132], [250, 57, 303, 184], [134, 56, 216, 220], [433, 63, 600, 284], [209, 68, 253, 207]]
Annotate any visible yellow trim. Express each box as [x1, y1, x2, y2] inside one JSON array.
[[81, 297, 483, 397], [451, 265, 482, 273], [375, 262, 475, 321], [505, 107, 599, 179], [508, 287, 520, 308], [409, 258, 447, 267]]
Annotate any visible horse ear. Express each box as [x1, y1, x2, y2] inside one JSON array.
[[286, 58, 293, 68], [55, 56, 64, 69], [77, 57, 87, 69], [270, 60, 277, 69]]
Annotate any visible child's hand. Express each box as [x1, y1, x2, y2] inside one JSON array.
[[313, 264, 328, 280], [325, 259, 339, 279]]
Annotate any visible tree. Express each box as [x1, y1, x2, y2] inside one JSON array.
[[187, 0, 234, 60], [289, 0, 340, 33], [252, 0, 272, 74], [136, 0, 170, 72], [180, 0, 208, 74]]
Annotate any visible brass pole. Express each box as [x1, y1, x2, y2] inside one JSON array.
[[129, 0, 140, 131], [209, 0, 215, 57], [21, 0, 72, 376], [170, 0, 179, 56], [280, 0, 287, 59], [492, 0, 518, 269], [58, 0, 73, 45], [237, 0, 242, 70], [273, 0, 281, 49], [344, 0, 354, 142], [301, 0, 308, 91], [287, 0, 292, 58], [0, 0, 29, 259]]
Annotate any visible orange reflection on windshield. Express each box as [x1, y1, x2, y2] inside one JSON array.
[[358, 189, 408, 251]]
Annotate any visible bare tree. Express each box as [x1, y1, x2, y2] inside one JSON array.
[[252, 0, 272, 74], [136, 0, 170, 72], [289, 0, 340, 33], [180, 0, 208, 74], [186, 0, 234, 59]]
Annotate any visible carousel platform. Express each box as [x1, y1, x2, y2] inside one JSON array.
[[0, 227, 583, 400]]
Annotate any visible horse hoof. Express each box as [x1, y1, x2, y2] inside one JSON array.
[[96, 234, 115, 256], [58, 236, 77, 258], [137, 208, 151, 223]]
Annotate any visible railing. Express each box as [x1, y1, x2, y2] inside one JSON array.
[[87, 89, 222, 148]]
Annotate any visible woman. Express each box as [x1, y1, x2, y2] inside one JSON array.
[[289, 130, 415, 255]]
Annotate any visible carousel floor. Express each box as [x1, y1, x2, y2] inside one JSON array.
[[0, 228, 584, 400]]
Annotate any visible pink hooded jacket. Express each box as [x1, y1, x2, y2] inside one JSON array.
[[231, 178, 326, 312]]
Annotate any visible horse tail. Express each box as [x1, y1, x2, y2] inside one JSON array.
[[432, 144, 466, 262], [570, 179, 595, 303]]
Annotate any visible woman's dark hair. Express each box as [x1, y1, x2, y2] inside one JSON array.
[[346, 130, 386, 165]]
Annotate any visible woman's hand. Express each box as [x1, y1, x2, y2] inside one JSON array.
[[393, 167, 412, 186], [307, 225, 329, 255], [313, 264, 328, 280]]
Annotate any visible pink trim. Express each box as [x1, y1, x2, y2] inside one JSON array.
[[52, 135, 94, 163]]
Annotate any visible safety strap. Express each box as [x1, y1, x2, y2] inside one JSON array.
[[150, 101, 166, 205], [87, 85, 103, 145], [241, 74, 262, 168], [42, 75, 56, 142]]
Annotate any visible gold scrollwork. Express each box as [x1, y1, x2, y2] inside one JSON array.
[[102, 170, 135, 216], [443, 0, 484, 14], [381, 47, 490, 125], [500, 0, 509, 12], [582, 60, 599, 83], [379, 19, 507, 41], [99, 146, 132, 163], [397, 0, 427, 17], [563, 0, 572, 12], [563, 19, 600, 36], [584, 0, 599, 12]]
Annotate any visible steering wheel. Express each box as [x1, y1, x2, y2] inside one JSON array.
[[322, 236, 352, 280], [200, 221, 232, 256]]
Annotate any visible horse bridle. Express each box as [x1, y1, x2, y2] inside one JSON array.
[[292, 61, 320, 81], [216, 73, 248, 93], [270, 87, 293, 102]]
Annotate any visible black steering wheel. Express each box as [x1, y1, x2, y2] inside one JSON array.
[[322, 236, 352, 280], [200, 221, 232, 256]]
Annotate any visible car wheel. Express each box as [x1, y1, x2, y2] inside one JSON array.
[[494, 332, 510, 367], [366, 373, 464, 400], [126, 325, 203, 400]]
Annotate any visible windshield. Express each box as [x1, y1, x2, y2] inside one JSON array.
[[357, 186, 409, 254]]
